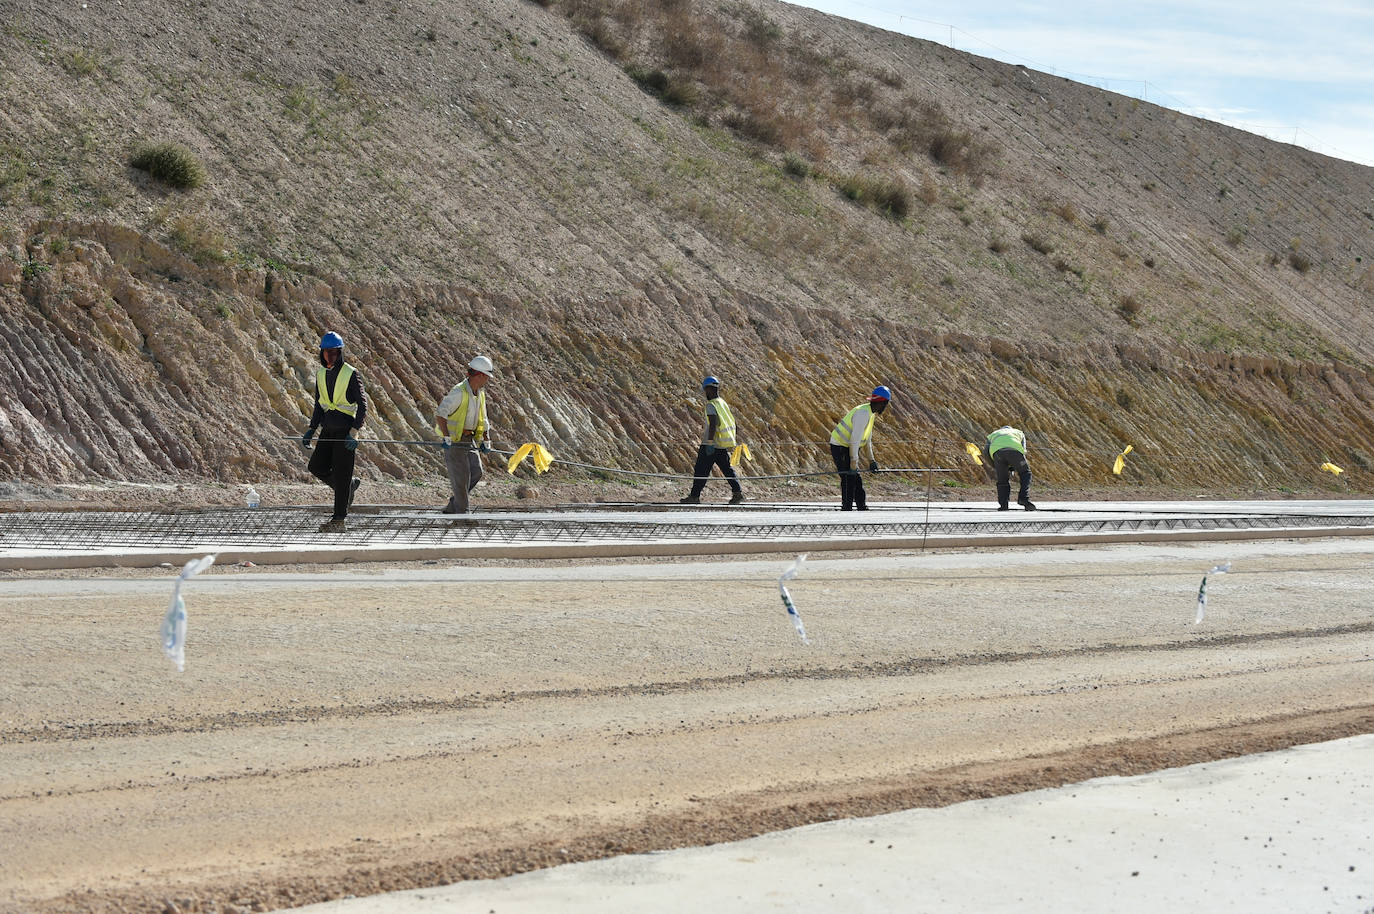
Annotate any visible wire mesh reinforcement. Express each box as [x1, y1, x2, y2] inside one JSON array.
[[3, 508, 1374, 551]]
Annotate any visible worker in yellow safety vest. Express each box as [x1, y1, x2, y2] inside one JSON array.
[[435, 355, 494, 514], [680, 376, 744, 505], [299, 331, 367, 531], [984, 425, 1036, 510], [829, 386, 890, 511]]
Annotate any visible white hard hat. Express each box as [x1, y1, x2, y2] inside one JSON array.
[[469, 355, 494, 375]]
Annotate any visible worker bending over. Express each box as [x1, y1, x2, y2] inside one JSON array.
[[829, 386, 890, 511], [680, 376, 744, 505], [435, 355, 494, 514], [985, 425, 1036, 510]]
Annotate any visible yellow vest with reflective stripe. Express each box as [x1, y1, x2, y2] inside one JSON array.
[[986, 426, 1026, 456], [316, 363, 358, 418], [707, 396, 737, 448], [434, 380, 487, 441], [830, 403, 875, 447]]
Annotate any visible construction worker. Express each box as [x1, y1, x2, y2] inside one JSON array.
[[300, 331, 366, 531], [435, 355, 494, 514], [985, 425, 1036, 510], [680, 376, 744, 505], [829, 386, 890, 511]]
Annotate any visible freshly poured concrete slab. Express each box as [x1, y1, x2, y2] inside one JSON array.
[[290, 734, 1374, 914]]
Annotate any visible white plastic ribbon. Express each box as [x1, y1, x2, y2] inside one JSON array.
[[161, 554, 216, 672], [1194, 561, 1231, 625], [778, 553, 810, 644]]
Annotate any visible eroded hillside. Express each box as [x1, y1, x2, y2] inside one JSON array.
[[1, 0, 1372, 493]]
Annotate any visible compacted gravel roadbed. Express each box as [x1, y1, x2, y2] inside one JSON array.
[[2, 538, 1372, 913]]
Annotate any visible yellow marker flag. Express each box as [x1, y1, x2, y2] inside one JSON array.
[[507, 443, 555, 474], [506, 443, 535, 475], [1113, 444, 1134, 476], [963, 442, 984, 466], [1321, 462, 1344, 476], [730, 444, 752, 467]]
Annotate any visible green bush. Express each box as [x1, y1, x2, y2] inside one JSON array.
[[782, 152, 810, 179], [1118, 294, 1143, 322], [129, 142, 207, 190], [628, 66, 670, 94], [661, 77, 699, 108], [837, 172, 911, 219]]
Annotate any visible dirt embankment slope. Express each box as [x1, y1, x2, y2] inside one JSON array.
[[1, 0, 1372, 492]]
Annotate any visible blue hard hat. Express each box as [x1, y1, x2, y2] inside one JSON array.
[[319, 331, 344, 350], [702, 376, 721, 388], [870, 385, 892, 401]]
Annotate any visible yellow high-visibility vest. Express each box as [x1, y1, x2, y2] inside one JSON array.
[[830, 403, 875, 447], [434, 380, 487, 441], [986, 426, 1026, 456], [707, 396, 737, 448], [316, 363, 358, 418]]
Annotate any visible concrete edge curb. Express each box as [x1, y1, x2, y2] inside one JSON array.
[[3, 525, 1372, 570]]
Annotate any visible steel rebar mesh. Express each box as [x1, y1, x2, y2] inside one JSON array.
[[2, 507, 1372, 551]]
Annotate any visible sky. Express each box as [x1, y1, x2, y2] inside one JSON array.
[[785, 1, 1374, 168]]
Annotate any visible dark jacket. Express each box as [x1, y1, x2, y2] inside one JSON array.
[[308, 362, 367, 433]]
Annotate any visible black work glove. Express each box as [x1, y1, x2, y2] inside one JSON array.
[[300, 429, 315, 449], [344, 435, 358, 452], [869, 460, 880, 472]]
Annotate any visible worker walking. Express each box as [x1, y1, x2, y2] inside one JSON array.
[[680, 376, 744, 505], [435, 355, 494, 514], [829, 386, 890, 511], [300, 331, 366, 532], [985, 425, 1036, 510]]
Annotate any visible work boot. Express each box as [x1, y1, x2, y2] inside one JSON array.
[[728, 492, 745, 505], [318, 517, 347, 532], [1019, 498, 1037, 511], [679, 494, 700, 505], [997, 504, 1010, 511], [348, 477, 361, 509]]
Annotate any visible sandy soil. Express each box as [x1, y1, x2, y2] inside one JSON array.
[[2, 539, 1372, 913]]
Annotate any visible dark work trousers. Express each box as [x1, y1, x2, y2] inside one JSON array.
[[830, 443, 866, 511], [688, 445, 742, 497], [993, 447, 1032, 508], [309, 430, 357, 519]]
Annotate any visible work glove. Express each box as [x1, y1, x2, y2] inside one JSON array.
[[300, 429, 314, 449], [478, 440, 492, 454], [869, 460, 880, 472], [441, 436, 452, 449], [344, 435, 358, 452]]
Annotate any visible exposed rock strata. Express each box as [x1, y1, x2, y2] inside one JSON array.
[[2, 223, 1371, 492]]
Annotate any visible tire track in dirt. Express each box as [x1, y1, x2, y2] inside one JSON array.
[[7, 620, 1371, 745], [5, 649, 1365, 806]]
